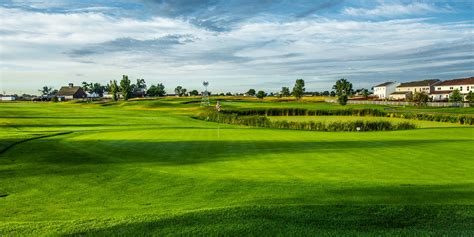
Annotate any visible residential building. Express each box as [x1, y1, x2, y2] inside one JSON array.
[[373, 82, 399, 99], [390, 79, 440, 100], [431, 77, 474, 101], [57, 83, 87, 100], [0, 96, 16, 101]]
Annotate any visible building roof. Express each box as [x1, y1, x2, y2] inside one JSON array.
[[434, 77, 474, 86], [57, 86, 82, 96], [431, 90, 452, 95], [397, 79, 440, 88], [374, 82, 395, 87]]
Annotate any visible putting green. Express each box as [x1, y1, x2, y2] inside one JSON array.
[[1, 100, 473, 235]]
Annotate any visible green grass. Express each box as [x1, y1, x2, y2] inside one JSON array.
[[1, 100, 473, 236]]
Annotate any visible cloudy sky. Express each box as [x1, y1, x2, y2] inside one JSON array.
[[0, 0, 473, 94]]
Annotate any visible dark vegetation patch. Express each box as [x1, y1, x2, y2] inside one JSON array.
[[0, 194, 8, 198], [198, 111, 415, 132], [217, 108, 474, 125], [0, 131, 73, 155], [180, 100, 201, 104], [65, 205, 474, 236]]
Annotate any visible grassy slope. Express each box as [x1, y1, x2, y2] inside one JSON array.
[[0, 100, 473, 236]]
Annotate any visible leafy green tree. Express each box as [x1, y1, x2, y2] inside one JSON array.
[[120, 75, 132, 100], [413, 92, 429, 106], [322, 91, 330, 96], [110, 80, 119, 101], [51, 96, 59, 102], [91, 83, 105, 97], [466, 91, 474, 105], [133, 79, 146, 97], [39, 86, 52, 96], [256, 90, 267, 99], [147, 83, 166, 97], [82, 82, 92, 92], [280, 87, 290, 97], [337, 94, 348, 105], [247, 89, 256, 96], [292, 79, 305, 100], [174, 86, 187, 96], [225, 92, 232, 96], [332, 78, 353, 105], [332, 78, 353, 96], [189, 90, 199, 96], [330, 91, 336, 97], [449, 89, 463, 103]]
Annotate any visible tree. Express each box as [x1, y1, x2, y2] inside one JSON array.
[[247, 89, 256, 96], [147, 83, 166, 97], [225, 92, 232, 96], [292, 79, 305, 100], [332, 78, 353, 105], [189, 90, 199, 96], [337, 95, 348, 105], [330, 91, 336, 97], [120, 75, 132, 100], [280, 87, 290, 97], [134, 79, 146, 97], [256, 90, 267, 99], [174, 86, 187, 96], [39, 86, 52, 96], [90, 83, 105, 97], [322, 91, 330, 96], [466, 91, 474, 105], [332, 78, 353, 96], [110, 80, 119, 101], [413, 92, 429, 106], [81, 82, 92, 92], [449, 89, 463, 103]]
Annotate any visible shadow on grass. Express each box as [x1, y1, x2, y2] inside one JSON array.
[[63, 204, 474, 236], [2, 138, 469, 166]]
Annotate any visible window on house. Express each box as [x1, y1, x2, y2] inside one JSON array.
[[460, 87, 463, 91], [437, 87, 441, 90], [450, 87, 453, 90]]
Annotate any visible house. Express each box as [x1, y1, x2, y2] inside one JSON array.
[[57, 83, 87, 100], [0, 96, 16, 101], [373, 82, 399, 99], [431, 77, 474, 101], [390, 79, 440, 100]]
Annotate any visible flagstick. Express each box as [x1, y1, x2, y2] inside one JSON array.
[[217, 111, 220, 138]]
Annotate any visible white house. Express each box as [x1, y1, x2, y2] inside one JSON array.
[[0, 96, 16, 101], [390, 79, 440, 100], [373, 82, 399, 99], [430, 77, 474, 101]]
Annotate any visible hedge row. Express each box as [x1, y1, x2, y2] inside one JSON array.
[[222, 108, 386, 117], [199, 112, 415, 132], [220, 108, 474, 125]]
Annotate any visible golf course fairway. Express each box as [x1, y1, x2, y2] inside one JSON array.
[[1, 99, 473, 236]]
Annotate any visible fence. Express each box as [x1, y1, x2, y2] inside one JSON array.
[[325, 99, 470, 107]]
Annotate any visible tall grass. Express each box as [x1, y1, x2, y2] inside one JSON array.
[[220, 108, 474, 125], [199, 111, 415, 132]]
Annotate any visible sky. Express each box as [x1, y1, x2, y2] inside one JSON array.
[[0, 0, 473, 95]]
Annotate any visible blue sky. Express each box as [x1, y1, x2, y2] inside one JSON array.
[[1, 0, 473, 94]]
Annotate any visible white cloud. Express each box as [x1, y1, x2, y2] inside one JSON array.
[[343, 2, 452, 17], [0, 7, 472, 94]]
